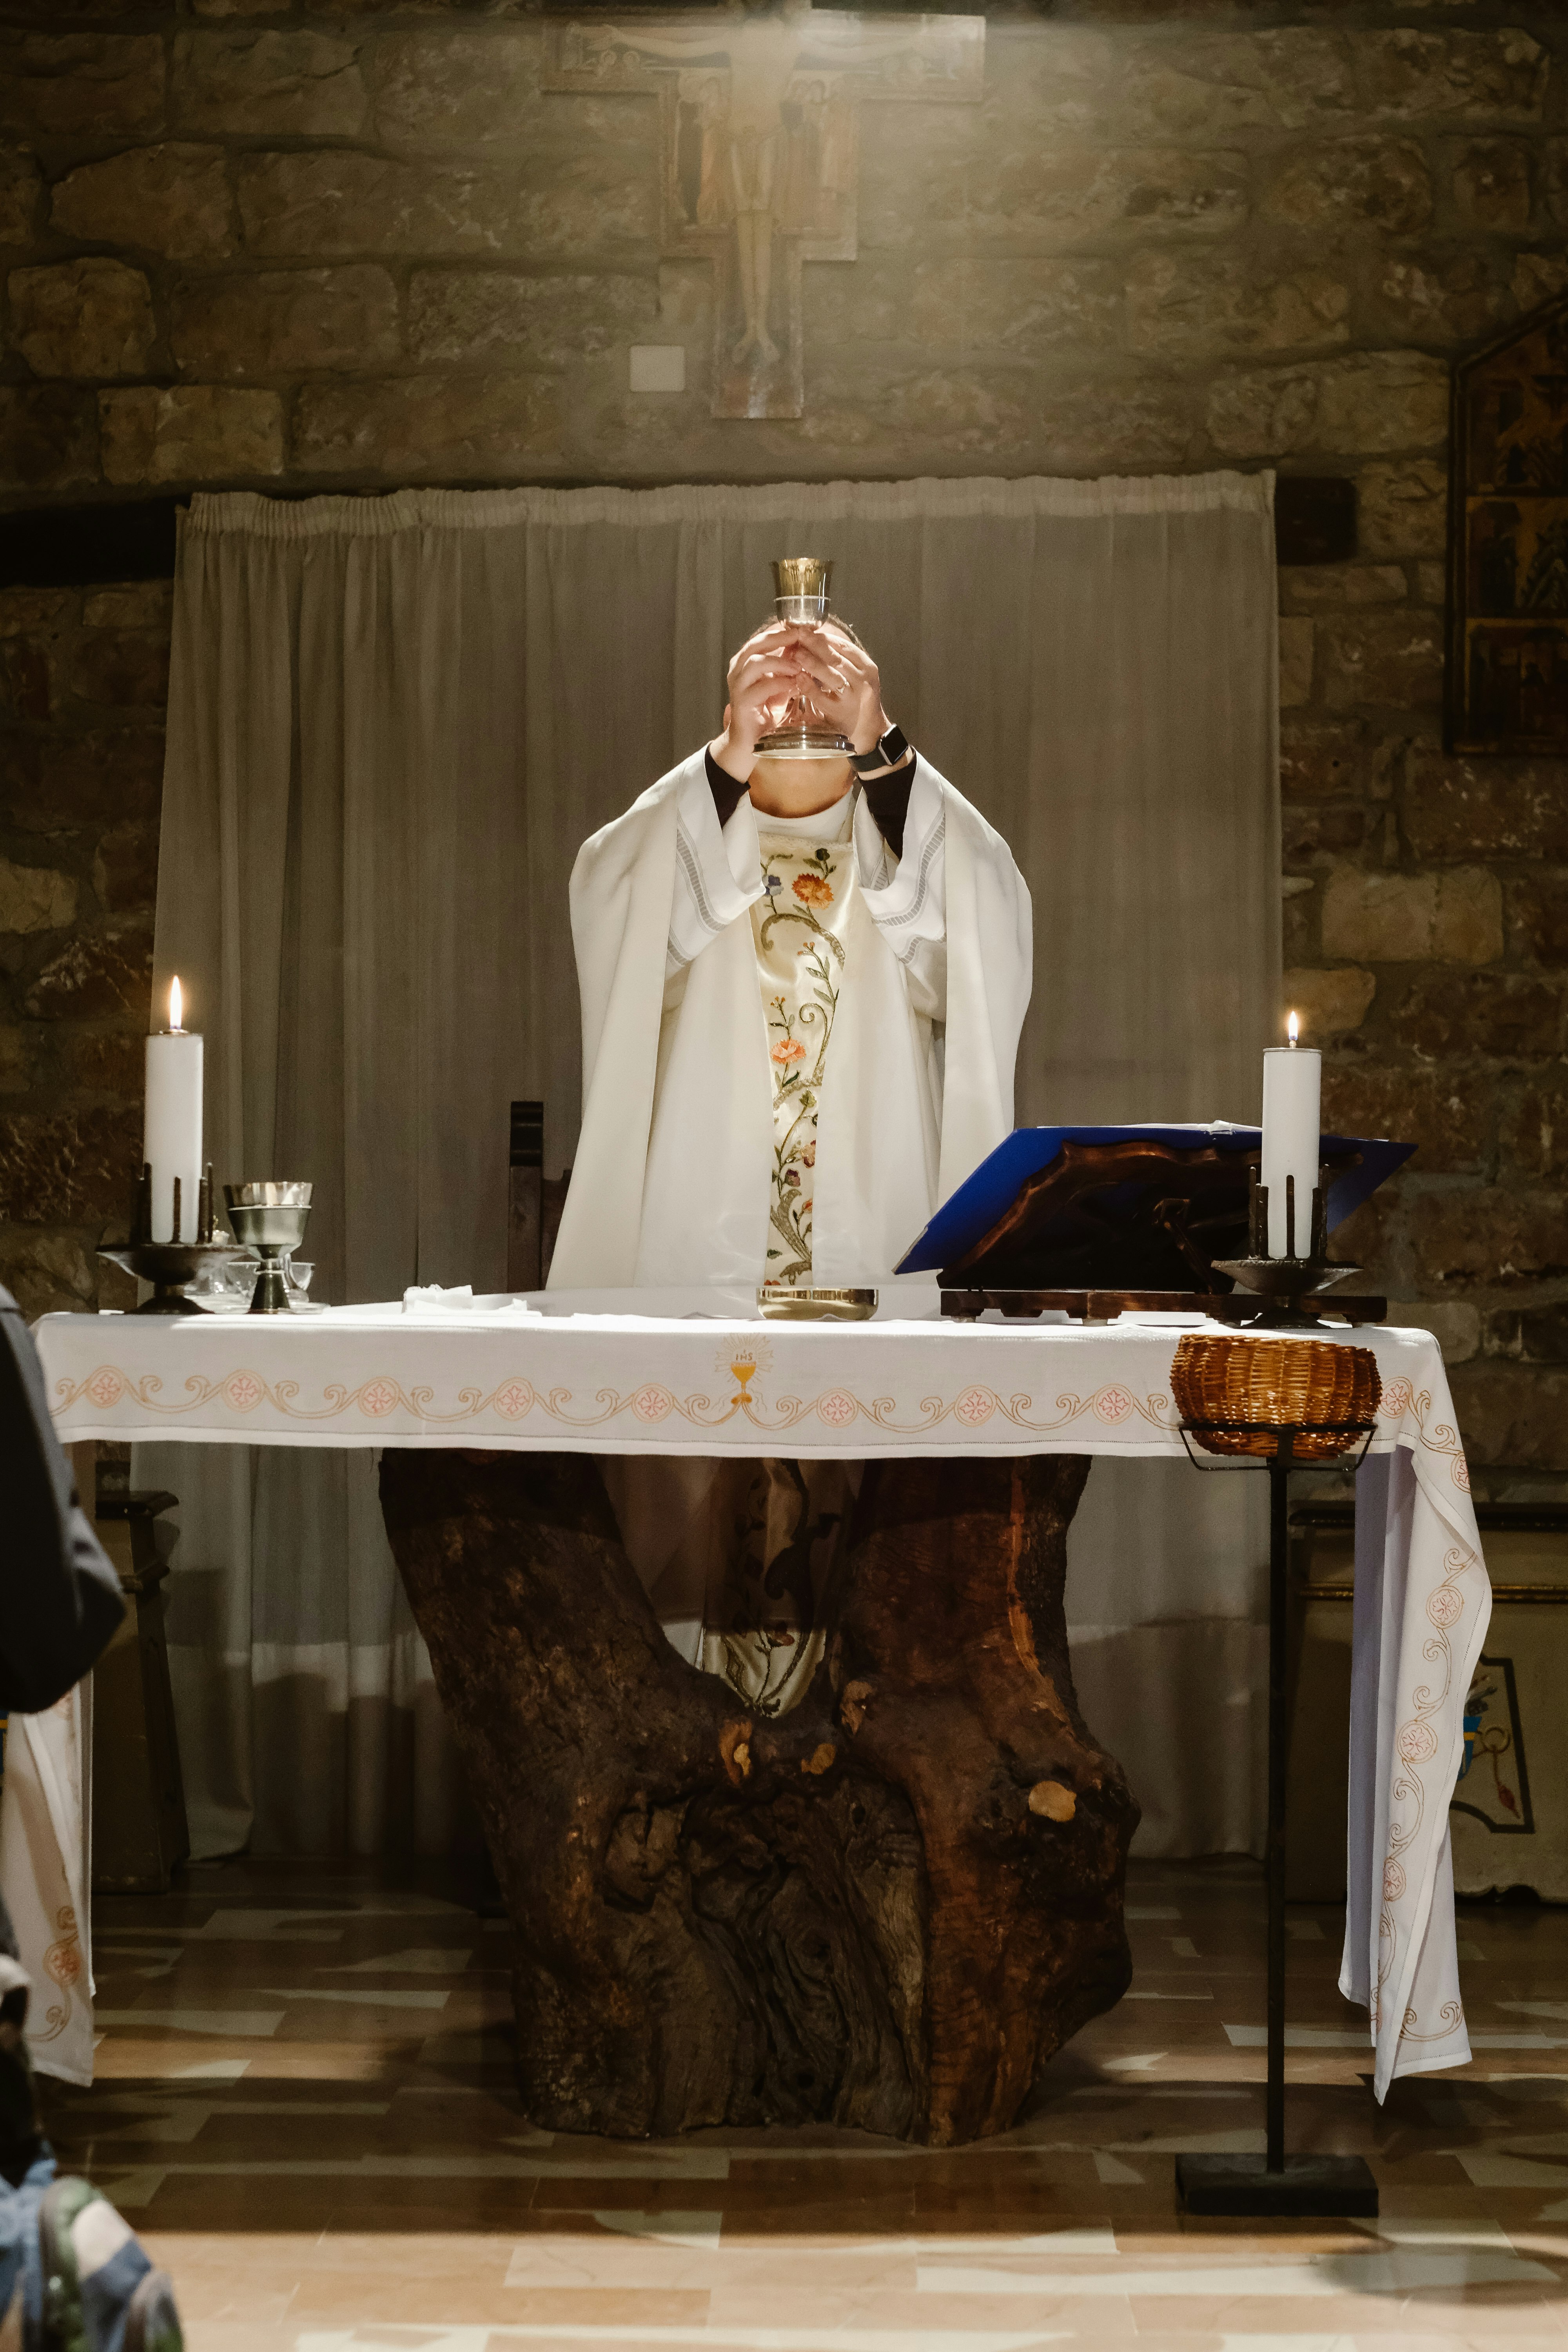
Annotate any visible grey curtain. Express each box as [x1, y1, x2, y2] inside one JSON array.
[[142, 472, 1279, 1859]]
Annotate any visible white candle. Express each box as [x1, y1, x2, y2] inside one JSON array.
[[1261, 1011, 1321, 1258], [144, 975, 204, 1244]]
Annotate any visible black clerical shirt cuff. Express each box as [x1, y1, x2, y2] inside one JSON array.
[[704, 745, 915, 858]]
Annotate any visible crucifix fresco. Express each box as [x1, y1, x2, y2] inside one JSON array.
[[544, 2, 985, 419]]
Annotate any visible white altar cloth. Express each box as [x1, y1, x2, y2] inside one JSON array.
[[38, 1299, 1488, 2100]]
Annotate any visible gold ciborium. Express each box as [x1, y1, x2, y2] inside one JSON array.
[[754, 557, 855, 760]]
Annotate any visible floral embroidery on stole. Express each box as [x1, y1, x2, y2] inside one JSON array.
[[751, 831, 855, 1289]]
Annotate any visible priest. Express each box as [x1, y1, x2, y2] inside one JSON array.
[[549, 607, 1032, 1295]]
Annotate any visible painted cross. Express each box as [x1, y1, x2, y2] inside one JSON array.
[[544, 1, 984, 419]]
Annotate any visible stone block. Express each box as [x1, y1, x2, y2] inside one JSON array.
[[899, 258, 1122, 355], [1116, 29, 1356, 137], [100, 385, 283, 485], [171, 266, 398, 377], [292, 373, 560, 475], [1357, 460, 1448, 559], [1321, 1061, 1482, 1175], [0, 727, 164, 833], [369, 29, 541, 148], [1411, 1187, 1568, 1290], [1317, 611, 1443, 711], [0, 1227, 96, 1320], [1405, 758, 1568, 862], [0, 857, 76, 935], [1, 634, 53, 723], [238, 151, 427, 255], [1207, 352, 1447, 460], [0, 1103, 143, 1226], [1262, 139, 1431, 236], [172, 29, 367, 138], [92, 820, 160, 913], [1321, 866, 1502, 963], [1327, 1189, 1401, 1290], [1370, 250, 1509, 343], [1029, 377, 1193, 472], [59, 1027, 144, 1098], [1127, 253, 1347, 357], [1448, 1363, 1568, 1470], [1283, 804, 1368, 859], [967, 145, 1249, 249], [1507, 1305, 1568, 1364], [827, 357, 1020, 453], [1508, 877, 1568, 969], [1279, 615, 1313, 708], [236, 149, 653, 260], [1416, 563, 1446, 606], [0, 1031, 34, 1098], [1392, 971, 1563, 1061], [0, 149, 40, 246], [1282, 964, 1376, 1037], [0, 34, 164, 140], [1549, 140, 1568, 231], [0, 385, 97, 492], [23, 924, 151, 1020], [1503, 1087, 1568, 1181], [51, 143, 233, 260], [0, 591, 75, 635], [1280, 718, 1397, 801], [1447, 137, 1532, 230], [1385, 1301, 1481, 1365], [69, 628, 170, 710], [82, 583, 171, 631], [1513, 250, 1568, 312], [1357, 29, 1548, 125], [406, 270, 655, 368], [1278, 564, 1406, 614], [8, 258, 155, 381]]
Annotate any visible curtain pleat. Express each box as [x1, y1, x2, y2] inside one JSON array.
[[140, 469, 1278, 1862]]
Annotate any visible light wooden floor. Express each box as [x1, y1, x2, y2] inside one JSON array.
[[41, 1855, 1568, 2352]]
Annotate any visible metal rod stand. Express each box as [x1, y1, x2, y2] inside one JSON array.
[[1174, 1430, 1379, 2219]]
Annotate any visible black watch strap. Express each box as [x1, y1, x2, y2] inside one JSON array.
[[850, 723, 910, 776]]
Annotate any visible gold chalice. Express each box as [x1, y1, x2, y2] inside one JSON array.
[[754, 557, 855, 760]]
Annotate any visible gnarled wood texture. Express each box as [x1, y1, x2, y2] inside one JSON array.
[[379, 1448, 1138, 2145]]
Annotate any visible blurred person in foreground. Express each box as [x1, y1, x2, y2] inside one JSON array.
[[0, 1286, 123, 2181]]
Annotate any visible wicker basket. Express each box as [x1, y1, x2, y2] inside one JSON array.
[[1171, 1334, 1382, 1461]]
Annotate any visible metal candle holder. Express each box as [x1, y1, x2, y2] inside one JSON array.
[[1169, 1332, 1381, 2219], [223, 1182, 312, 1314], [1211, 1164, 1362, 1328], [753, 557, 855, 761], [98, 1160, 245, 1313]]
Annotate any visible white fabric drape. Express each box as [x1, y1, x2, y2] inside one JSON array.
[[143, 472, 1279, 1860]]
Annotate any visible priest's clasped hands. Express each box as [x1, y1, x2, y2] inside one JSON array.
[[710, 618, 892, 785]]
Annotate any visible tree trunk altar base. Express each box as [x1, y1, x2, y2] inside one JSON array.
[[379, 1447, 1138, 2145]]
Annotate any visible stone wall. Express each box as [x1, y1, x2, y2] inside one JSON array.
[[1, 0, 1565, 1481]]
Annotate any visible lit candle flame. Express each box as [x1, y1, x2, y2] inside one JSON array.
[[169, 975, 183, 1033], [1287, 1009, 1299, 1047]]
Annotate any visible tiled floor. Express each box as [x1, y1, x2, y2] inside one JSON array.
[[41, 1857, 1568, 2352]]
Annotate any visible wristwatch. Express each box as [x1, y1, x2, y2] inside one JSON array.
[[850, 722, 910, 776]]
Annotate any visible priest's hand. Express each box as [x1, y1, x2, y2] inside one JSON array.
[[787, 620, 890, 756], [710, 622, 813, 782]]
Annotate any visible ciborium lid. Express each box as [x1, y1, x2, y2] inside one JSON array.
[[757, 553, 853, 760]]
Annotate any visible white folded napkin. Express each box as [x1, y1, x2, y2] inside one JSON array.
[[401, 1283, 476, 1312]]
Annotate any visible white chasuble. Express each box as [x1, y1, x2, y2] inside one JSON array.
[[550, 749, 1031, 1293]]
